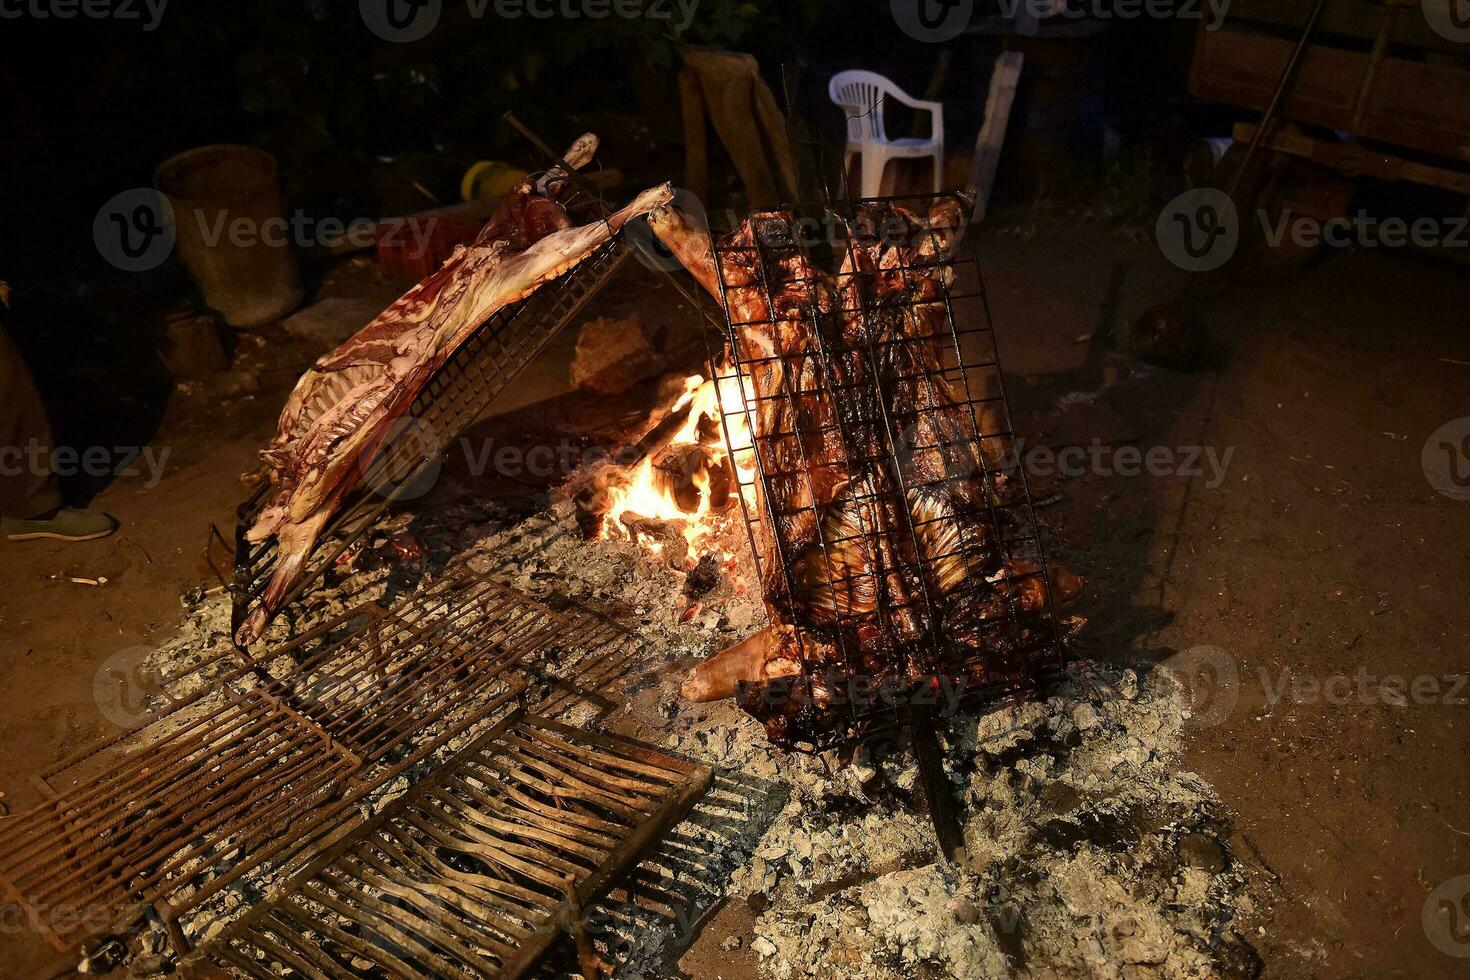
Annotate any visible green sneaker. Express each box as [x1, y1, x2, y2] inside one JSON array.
[[2, 507, 117, 542]]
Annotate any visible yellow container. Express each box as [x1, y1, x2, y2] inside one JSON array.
[[460, 160, 531, 202]]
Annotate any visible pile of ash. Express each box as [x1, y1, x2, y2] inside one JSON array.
[[123, 492, 1264, 979]]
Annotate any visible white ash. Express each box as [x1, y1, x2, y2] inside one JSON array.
[[715, 668, 1263, 980], [120, 489, 1261, 979], [458, 504, 1263, 979]]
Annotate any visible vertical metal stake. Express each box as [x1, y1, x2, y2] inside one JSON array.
[[564, 873, 604, 979], [906, 702, 967, 865]]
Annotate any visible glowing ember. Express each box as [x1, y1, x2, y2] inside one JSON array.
[[599, 372, 756, 560]]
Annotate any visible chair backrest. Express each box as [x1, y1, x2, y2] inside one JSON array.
[[828, 69, 903, 144]]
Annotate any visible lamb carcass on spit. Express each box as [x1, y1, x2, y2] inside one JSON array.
[[238, 137, 672, 645], [649, 197, 1082, 746]]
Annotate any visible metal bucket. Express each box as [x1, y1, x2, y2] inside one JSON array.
[[154, 145, 303, 328]]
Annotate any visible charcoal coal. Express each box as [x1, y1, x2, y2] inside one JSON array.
[[683, 552, 721, 598]]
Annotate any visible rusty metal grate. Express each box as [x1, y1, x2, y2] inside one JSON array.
[[227, 238, 634, 645], [707, 193, 1066, 753], [188, 710, 711, 979], [0, 572, 564, 956]]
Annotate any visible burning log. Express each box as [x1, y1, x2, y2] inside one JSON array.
[[652, 443, 714, 514], [650, 197, 1082, 746], [618, 511, 690, 563], [574, 372, 744, 555]]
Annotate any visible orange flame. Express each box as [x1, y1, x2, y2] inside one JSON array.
[[600, 372, 756, 560]]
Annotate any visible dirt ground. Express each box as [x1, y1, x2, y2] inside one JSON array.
[[1, 212, 1467, 979]]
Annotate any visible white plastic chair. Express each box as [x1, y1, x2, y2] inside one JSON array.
[[829, 70, 945, 197]]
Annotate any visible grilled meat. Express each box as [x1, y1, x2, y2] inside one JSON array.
[[238, 141, 671, 645], [653, 196, 1077, 746]]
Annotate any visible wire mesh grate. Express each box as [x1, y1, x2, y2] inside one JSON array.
[[186, 711, 711, 980], [706, 192, 1065, 750], [0, 572, 561, 956], [230, 239, 633, 644]]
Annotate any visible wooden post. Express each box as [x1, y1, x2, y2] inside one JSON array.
[[968, 53, 1024, 225], [678, 66, 709, 204]]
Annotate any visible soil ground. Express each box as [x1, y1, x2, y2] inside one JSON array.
[[1, 210, 1467, 979]]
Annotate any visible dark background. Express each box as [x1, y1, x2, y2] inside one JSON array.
[[0, 0, 1198, 289]]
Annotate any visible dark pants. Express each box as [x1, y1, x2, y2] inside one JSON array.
[[0, 319, 62, 519]]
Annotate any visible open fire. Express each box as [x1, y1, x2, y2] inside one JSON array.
[[593, 371, 757, 562]]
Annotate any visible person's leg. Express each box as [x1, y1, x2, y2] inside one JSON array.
[[0, 315, 63, 520], [0, 290, 116, 541]]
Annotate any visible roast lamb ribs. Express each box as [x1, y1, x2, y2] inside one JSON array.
[[238, 134, 672, 645], [649, 195, 1081, 747]]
